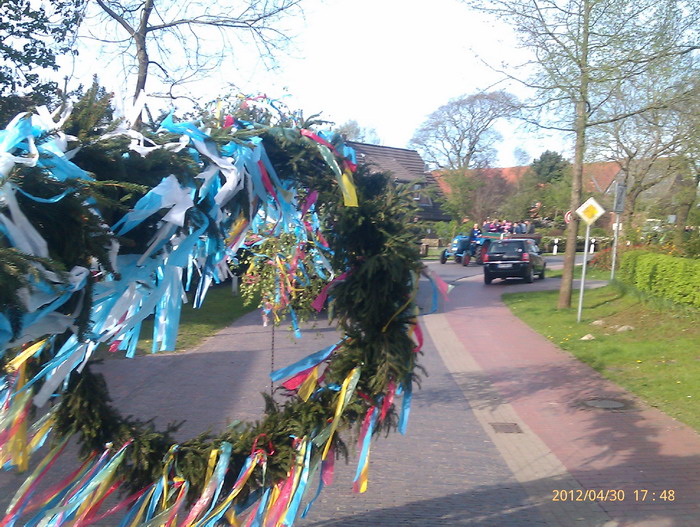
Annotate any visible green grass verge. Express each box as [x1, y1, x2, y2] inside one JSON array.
[[503, 285, 700, 432], [546, 265, 610, 281]]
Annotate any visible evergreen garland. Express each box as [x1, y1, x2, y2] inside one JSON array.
[[0, 89, 425, 525]]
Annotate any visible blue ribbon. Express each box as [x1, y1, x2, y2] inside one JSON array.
[[399, 378, 413, 435], [16, 187, 74, 204], [269, 341, 340, 383]]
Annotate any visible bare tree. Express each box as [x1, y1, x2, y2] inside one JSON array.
[[410, 91, 521, 170], [442, 168, 514, 223], [467, 0, 700, 308], [334, 120, 381, 144], [588, 52, 699, 227], [671, 82, 700, 243], [85, 0, 302, 106], [591, 111, 687, 226]]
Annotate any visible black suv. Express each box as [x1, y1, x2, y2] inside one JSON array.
[[483, 238, 546, 284]]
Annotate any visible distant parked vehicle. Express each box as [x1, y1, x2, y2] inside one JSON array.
[[483, 238, 546, 284]]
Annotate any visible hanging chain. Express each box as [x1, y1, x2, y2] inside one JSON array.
[[270, 323, 275, 397]]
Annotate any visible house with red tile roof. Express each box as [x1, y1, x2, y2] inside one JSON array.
[[433, 162, 622, 195]]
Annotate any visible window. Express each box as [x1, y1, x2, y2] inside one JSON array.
[[488, 241, 525, 256]]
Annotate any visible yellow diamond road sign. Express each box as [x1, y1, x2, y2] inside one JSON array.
[[575, 197, 605, 225]]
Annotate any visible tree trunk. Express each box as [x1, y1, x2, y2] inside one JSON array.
[[558, 101, 586, 309], [131, 0, 154, 129], [558, 0, 591, 310], [673, 172, 699, 245], [620, 186, 642, 226]]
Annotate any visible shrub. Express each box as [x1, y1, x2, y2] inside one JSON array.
[[619, 251, 700, 309]]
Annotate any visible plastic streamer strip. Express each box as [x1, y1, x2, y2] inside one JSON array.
[[1, 437, 70, 527], [281, 439, 313, 525], [322, 367, 361, 460], [421, 267, 452, 314], [300, 130, 358, 207], [301, 445, 333, 519], [353, 407, 378, 493], [193, 451, 262, 526], [398, 378, 413, 435], [269, 341, 341, 384], [180, 443, 231, 526], [311, 271, 349, 312]]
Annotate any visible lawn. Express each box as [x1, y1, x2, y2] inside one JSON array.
[[503, 285, 700, 432], [141, 283, 260, 353], [545, 265, 610, 281]]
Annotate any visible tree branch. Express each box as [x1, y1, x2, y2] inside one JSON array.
[[95, 0, 136, 37]]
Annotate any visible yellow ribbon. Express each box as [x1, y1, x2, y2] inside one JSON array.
[[322, 367, 361, 460], [7, 338, 47, 372], [7, 363, 30, 471], [127, 485, 157, 527], [340, 167, 359, 207], [356, 457, 371, 494], [204, 448, 219, 485], [196, 452, 261, 525], [162, 445, 178, 510], [298, 366, 318, 402], [27, 414, 54, 452]]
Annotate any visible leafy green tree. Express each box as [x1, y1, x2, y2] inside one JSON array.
[[467, 0, 700, 308], [441, 168, 514, 223], [0, 0, 84, 124], [0, 0, 83, 95], [442, 170, 478, 222], [502, 151, 571, 221], [530, 150, 569, 184]]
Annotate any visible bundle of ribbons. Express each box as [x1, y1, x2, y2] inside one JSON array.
[[0, 97, 444, 526]]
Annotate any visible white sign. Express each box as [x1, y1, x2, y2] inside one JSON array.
[[575, 197, 606, 226]]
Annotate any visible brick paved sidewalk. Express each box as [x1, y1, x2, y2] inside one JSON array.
[[435, 273, 700, 527]]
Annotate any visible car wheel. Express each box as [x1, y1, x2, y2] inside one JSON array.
[[538, 264, 546, 280], [475, 247, 483, 265], [525, 265, 534, 283], [484, 271, 492, 284], [440, 250, 447, 264], [462, 253, 471, 266]]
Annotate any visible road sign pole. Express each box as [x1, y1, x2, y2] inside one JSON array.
[[577, 223, 591, 323], [575, 197, 606, 323], [611, 212, 620, 281]]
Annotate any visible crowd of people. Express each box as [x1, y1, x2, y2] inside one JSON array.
[[481, 218, 535, 235]]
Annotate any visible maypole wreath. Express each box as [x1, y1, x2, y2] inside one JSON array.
[[0, 86, 433, 526]]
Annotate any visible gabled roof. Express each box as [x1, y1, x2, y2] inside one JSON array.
[[434, 161, 623, 194], [582, 162, 621, 193], [347, 142, 450, 221], [347, 142, 427, 183], [432, 167, 526, 193]]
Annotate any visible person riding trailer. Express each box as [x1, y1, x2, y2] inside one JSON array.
[[467, 223, 482, 257]]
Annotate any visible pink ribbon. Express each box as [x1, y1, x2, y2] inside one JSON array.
[[311, 271, 349, 312]]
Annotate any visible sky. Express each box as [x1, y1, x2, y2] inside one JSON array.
[[58, 0, 570, 167]]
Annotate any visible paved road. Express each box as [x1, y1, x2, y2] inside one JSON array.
[[2, 260, 699, 526]]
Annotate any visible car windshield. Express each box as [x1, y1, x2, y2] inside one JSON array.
[[488, 241, 525, 256]]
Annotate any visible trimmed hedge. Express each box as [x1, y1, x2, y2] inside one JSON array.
[[619, 251, 700, 309]]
